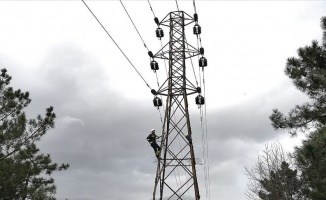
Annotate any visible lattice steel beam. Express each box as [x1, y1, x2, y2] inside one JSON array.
[[152, 11, 201, 200]]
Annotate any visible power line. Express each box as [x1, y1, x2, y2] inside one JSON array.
[[203, 69, 211, 198], [146, 0, 168, 148], [154, 71, 164, 124], [199, 92, 209, 198], [193, 0, 197, 13], [197, 38, 202, 89], [185, 35, 199, 87], [81, 0, 152, 89], [175, 0, 180, 11], [147, 0, 156, 18], [160, 40, 169, 77], [119, 0, 149, 51], [194, 9, 210, 196], [147, 0, 169, 140]]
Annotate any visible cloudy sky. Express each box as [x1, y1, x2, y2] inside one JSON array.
[[1, 1, 326, 200]]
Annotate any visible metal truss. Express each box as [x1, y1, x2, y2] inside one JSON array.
[[152, 11, 201, 200]]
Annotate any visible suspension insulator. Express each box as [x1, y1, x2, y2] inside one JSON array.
[[150, 60, 159, 71], [156, 28, 164, 39], [153, 97, 162, 107], [194, 13, 198, 22], [200, 47, 204, 55], [199, 57, 207, 67], [151, 89, 157, 95], [193, 24, 201, 35], [154, 17, 159, 25], [148, 51, 154, 58], [196, 87, 202, 93], [195, 95, 205, 105]]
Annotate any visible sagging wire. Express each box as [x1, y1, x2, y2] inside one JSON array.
[[147, 0, 156, 18], [160, 40, 169, 79], [120, 0, 149, 51], [198, 25, 211, 197], [197, 38, 202, 89], [146, 0, 164, 125], [199, 104, 208, 197], [154, 70, 164, 124], [81, 0, 152, 90], [199, 67, 210, 198], [203, 69, 211, 198], [185, 35, 199, 87], [175, 0, 180, 11], [193, 0, 197, 14], [194, 6, 211, 197]]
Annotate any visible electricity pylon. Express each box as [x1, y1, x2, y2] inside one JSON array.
[[150, 11, 204, 200]]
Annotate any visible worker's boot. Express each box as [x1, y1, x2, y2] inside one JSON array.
[[155, 150, 160, 157]]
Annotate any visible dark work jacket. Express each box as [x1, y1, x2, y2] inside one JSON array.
[[146, 133, 158, 144]]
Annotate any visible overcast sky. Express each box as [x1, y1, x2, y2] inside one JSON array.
[[1, 1, 326, 200]]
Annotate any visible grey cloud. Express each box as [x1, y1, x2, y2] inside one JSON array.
[[6, 38, 311, 200], [13, 68, 308, 200], [206, 82, 308, 144]]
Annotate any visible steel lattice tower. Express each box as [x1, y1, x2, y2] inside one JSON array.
[[151, 11, 203, 200]]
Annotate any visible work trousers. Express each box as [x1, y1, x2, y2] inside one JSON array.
[[151, 142, 161, 153]]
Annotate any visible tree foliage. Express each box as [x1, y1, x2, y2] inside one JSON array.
[[270, 16, 326, 136], [245, 141, 303, 200], [258, 161, 303, 200], [0, 68, 69, 199], [247, 17, 326, 200], [293, 127, 326, 199]]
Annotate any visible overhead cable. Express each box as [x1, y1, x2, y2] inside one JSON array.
[[197, 38, 202, 89], [81, 0, 152, 89], [175, 0, 180, 11], [147, 0, 167, 139], [199, 106, 207, 197], [154, 71, 164, 124], [194, 8, 210, 197], [193, 0, 197, 13], [185, 36, 199, 87], [147, 0, 156, 18], [203, 69, 211, 198], [119, 0, 150, 51]]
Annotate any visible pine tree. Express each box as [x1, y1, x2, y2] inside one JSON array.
[[270, 16, 326, 136], [293, 127, 326, 199], [0, 68, 69, 199], [245, 142, 304, 200], [258, 161, 303, 200], [268, 16, 326, 200]]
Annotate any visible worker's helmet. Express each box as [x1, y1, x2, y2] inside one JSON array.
[[151, 129, 155, 133]]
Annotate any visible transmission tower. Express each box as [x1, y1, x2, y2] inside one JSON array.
[[82, 1, 207, 198], [149, 10, 207, 200]]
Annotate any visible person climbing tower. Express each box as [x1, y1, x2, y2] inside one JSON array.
[[146, 129, 161, 158]]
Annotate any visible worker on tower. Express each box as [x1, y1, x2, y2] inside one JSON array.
[[146, 129, 161, 158]]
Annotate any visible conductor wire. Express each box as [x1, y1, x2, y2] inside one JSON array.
[[120, 0, 150, 51], [81, 0, 152, 89], [147, 0, 156, 18], [175, 0, 180, 11]]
